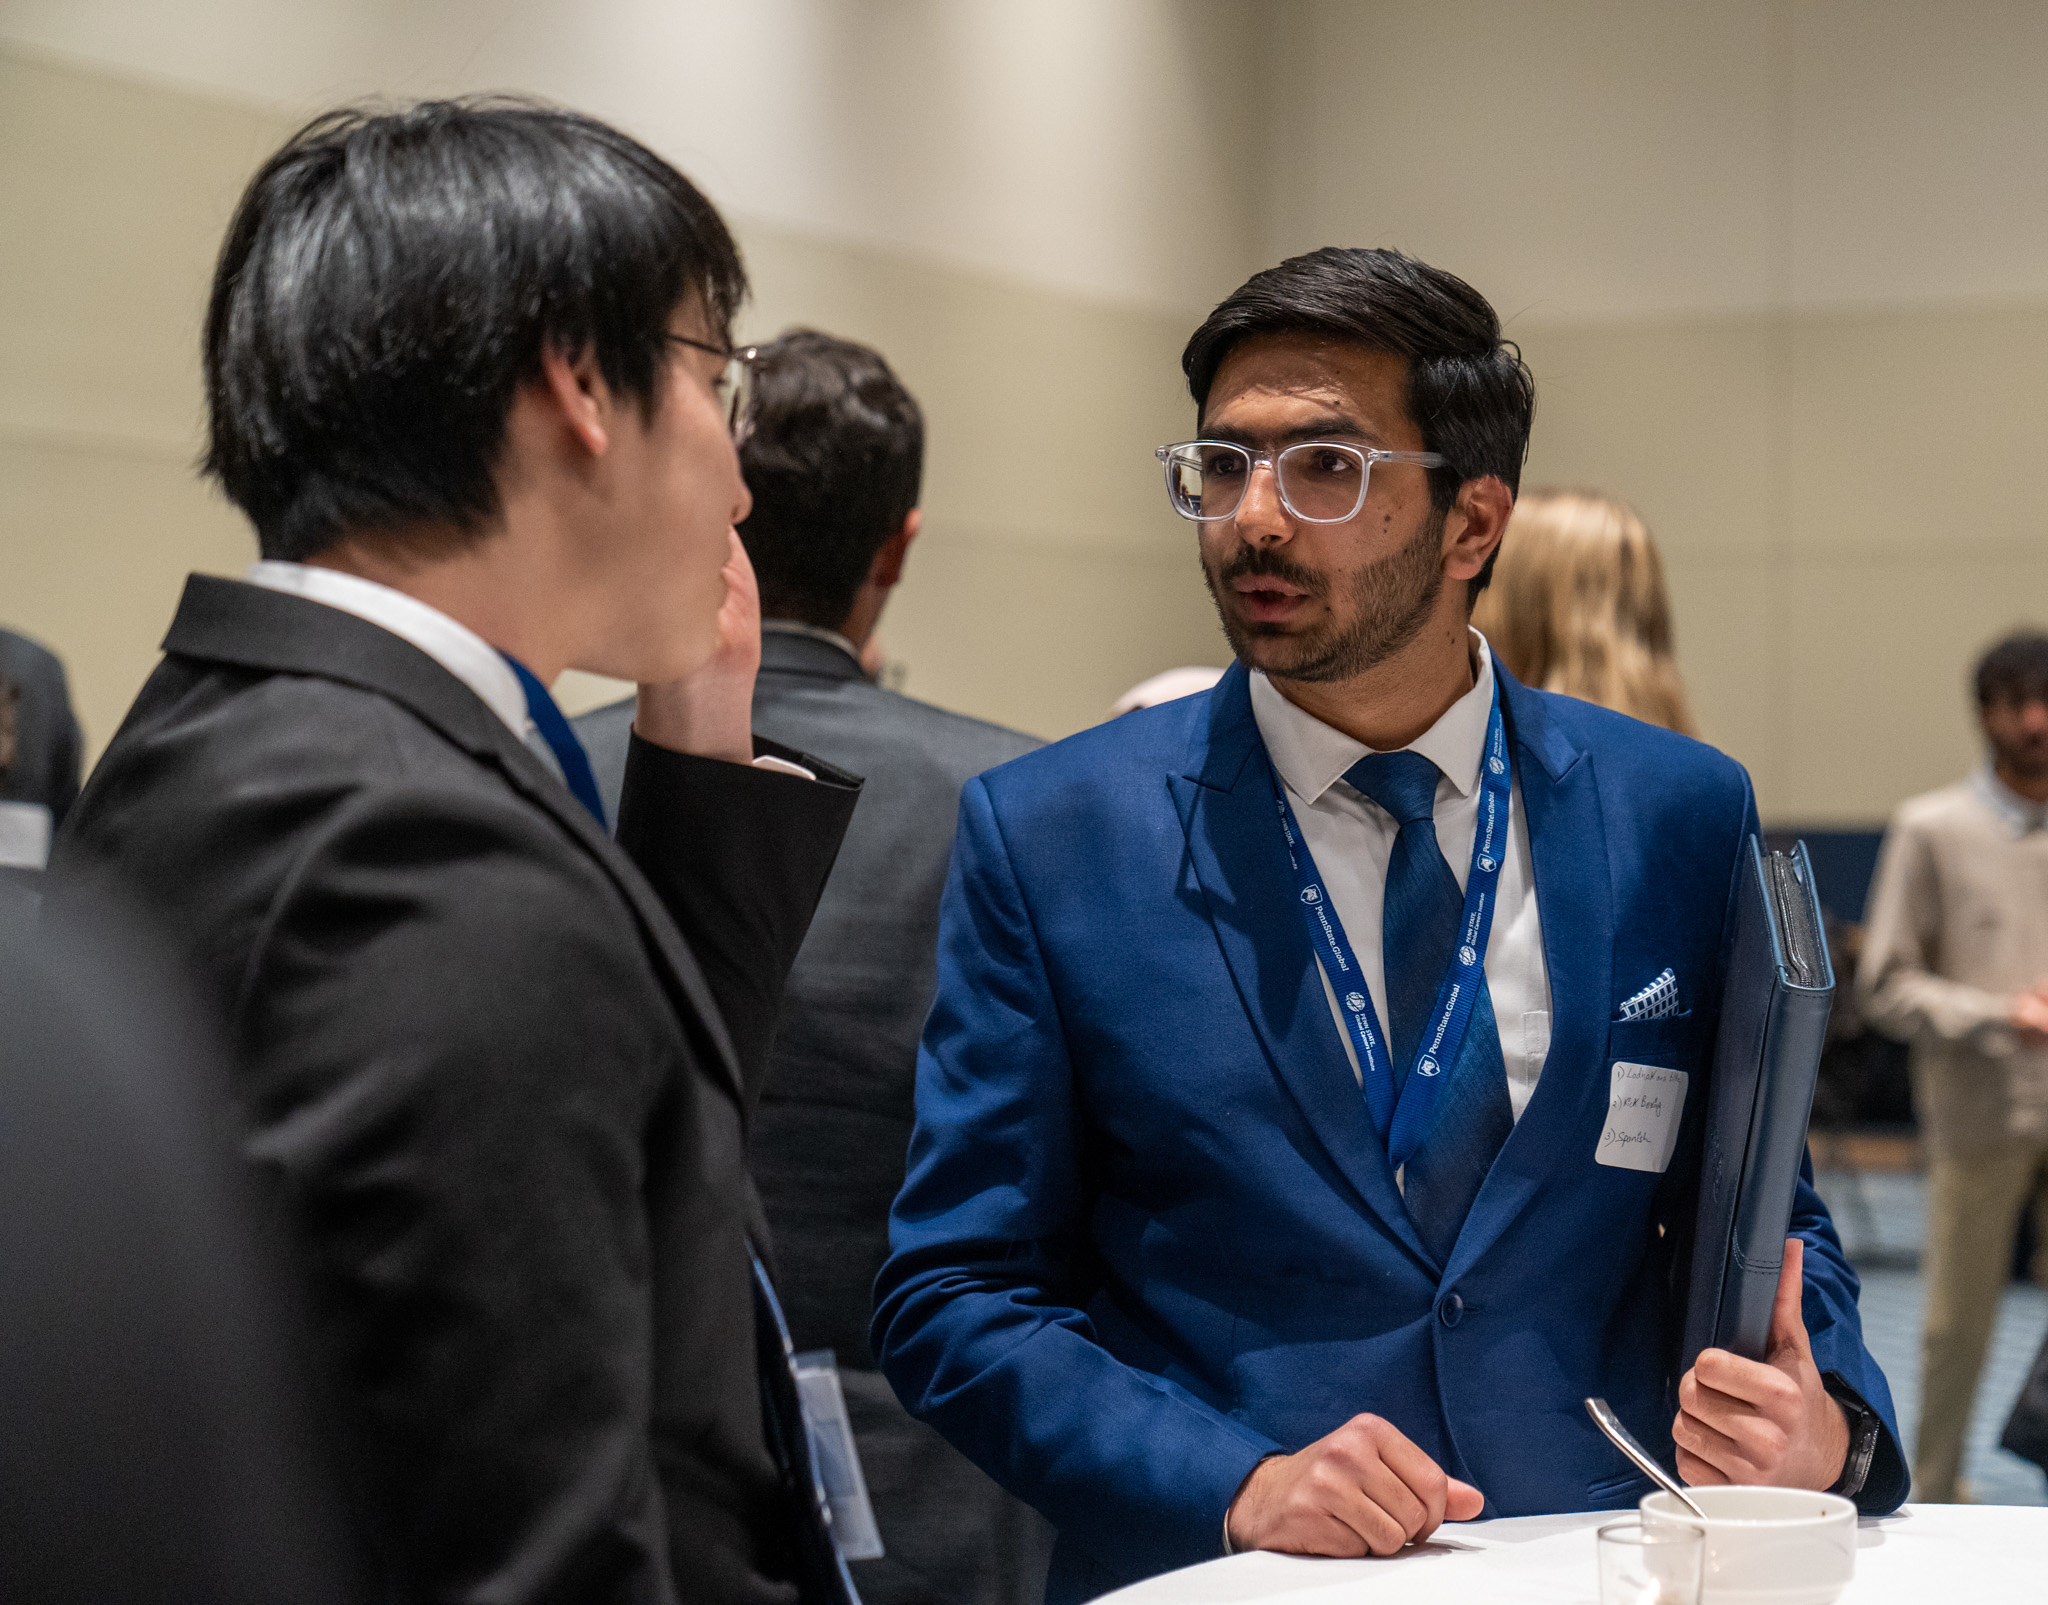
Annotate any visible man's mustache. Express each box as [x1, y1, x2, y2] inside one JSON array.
[[1212, 547, 1327, 598]]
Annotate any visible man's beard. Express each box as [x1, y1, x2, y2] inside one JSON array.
[[1203, 507, 1446, 684]]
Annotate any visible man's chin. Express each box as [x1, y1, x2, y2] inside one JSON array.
[[1219, 613, 1315, 666]]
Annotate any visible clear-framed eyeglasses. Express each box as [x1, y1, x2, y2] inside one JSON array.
[[1155, 439, 1445, 524], [668, 333, 759, 441]]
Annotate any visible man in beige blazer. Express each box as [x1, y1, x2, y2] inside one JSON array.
[[1860, 628, 2048, 1501]]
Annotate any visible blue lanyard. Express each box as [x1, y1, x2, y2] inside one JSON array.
[[1271, 684, 1512, 1168]]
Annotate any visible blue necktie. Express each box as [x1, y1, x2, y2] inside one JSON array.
[[1344, 751, 1463, 1089], [500, 653, 608, 829], [1344, 749, 1513, 1265]]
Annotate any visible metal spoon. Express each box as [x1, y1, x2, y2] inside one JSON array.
[[1584, 1397, 1709, 1521]]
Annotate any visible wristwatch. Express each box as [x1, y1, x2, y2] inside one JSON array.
[[1823, 1374, 1879, 1500]]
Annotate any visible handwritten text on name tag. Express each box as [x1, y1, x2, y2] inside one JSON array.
[[1595, 1060, 1689, 1173]]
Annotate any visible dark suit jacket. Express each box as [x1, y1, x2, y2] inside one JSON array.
[[0, 626, 84, 823], [54, 577, 860, 1605], [579, 630, 1047, 1605], [580, 626, 1039, 1365]]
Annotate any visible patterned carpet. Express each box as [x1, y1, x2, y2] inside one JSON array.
[[1814, 1167, 2048, 1505]]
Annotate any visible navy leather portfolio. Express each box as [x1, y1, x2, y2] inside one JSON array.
[[1681, 836, 1836, 1371]]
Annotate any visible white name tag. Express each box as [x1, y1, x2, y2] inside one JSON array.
[[1595, 1060, 1688, 1173], [0, 800, 52, 869]]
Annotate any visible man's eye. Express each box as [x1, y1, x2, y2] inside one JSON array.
[[1310, 449, 1358, 476], [1201, 454, 1246, 478]]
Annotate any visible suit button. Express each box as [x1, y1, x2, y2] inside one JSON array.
[[1438, 1293, 1464, 1328]]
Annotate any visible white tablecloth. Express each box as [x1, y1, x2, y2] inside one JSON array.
[[1093, 1505, 2045, 1605]]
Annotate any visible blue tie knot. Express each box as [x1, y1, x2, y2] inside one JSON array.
[[1345, 749, 1442, 826]]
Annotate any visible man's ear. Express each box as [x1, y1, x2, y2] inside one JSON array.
[[868, 507, 921, 591], [1442, 476, 1512, 586], [537, 342, 611, 459]]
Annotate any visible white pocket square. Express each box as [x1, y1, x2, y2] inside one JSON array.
[[1617, 967, 1679, 1022]]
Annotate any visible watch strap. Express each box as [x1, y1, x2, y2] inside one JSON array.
[[1822, 1372, 1880, 1500]]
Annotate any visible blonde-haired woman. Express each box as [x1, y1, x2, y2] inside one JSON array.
[[1474, 487, 1699, 737]]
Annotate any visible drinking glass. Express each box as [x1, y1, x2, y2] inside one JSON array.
[[1597, 1517, 1703, 1605]]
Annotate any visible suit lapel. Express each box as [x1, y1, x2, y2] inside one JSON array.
[[1444, 662, 1615, 1279], [162, 575, 748, 1108], [1170, 663, 1435, 1270]]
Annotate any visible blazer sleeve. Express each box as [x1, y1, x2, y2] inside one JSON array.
[[238, 784, 700, 1604], [872, 777, 1277, 1579], [1787, 1153, 1910, 1513], [613, 732, 860, 1110]]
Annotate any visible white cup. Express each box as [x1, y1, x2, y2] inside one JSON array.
[[1639, 1487, 1856, 1605]]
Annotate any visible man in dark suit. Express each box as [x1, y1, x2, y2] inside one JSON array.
[[578, 330, 1046, 1605], [0, 626, 85, 870], [55, 102, 859, 1605]]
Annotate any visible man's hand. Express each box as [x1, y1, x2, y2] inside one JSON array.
[[1674, 1238, 1849, 1490], [1225, 1414, 1484, 1557], [633, 531, 760, 764], [2009, 987, 2048, 1047]]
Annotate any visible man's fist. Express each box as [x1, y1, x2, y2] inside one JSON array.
[[1674, 1238, 1849, 1490], [1225, 1413, 1485, 1557]]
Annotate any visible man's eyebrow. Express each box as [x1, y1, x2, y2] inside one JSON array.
[[1202, 415, 1389, 448]]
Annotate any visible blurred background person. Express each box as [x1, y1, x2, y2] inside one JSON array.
[[1472, 487, 1698, 736], [1859, 628, 2048, 1502], [1109, 664, 1225, 716], [578, 328, 1048, 1605], [0, 626, 85, 872], [3, 897, 366, 1605]]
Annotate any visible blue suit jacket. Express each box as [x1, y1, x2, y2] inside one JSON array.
[[874, 660, 1904, 1602]]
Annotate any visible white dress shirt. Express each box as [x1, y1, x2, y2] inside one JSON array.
[[246, 561, 813, 781], [1249, 631, 1553, 1121], [248, 560, 528, 734]]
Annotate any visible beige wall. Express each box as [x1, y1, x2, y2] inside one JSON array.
[[1263, 0, 2048, 824], [8, 1, 2047, 818], [0, 37, 1234, 753]]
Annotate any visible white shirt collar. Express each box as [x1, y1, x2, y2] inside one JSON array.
[[1973, 763, 2048, 837], [1250, 628, 1496, 808], [245, 561, 529, 737], [762, 619, 866, 671]]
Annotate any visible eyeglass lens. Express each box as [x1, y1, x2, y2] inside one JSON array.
[[1168, 443, 1369, 523], [721, 354, 753, 437]]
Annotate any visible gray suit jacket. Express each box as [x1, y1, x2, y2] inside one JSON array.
[[578, 628, 1049, 1605], [0, 627, 84, 823], [579, 627, 1040, 1362]]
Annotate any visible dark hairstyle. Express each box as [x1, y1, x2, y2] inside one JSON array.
[[736, 329, 925, 630], [1182, 246, 1535, 595], [1974, 629, 2048, 707], [203, 97, 746, 563]]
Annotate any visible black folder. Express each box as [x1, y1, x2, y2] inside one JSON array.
[[1680, 836, 1835, 1371]]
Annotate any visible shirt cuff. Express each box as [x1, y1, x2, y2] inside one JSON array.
[[750, 754, 816, 781]]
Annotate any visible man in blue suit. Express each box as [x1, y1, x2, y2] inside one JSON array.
[[873, 248, 1905, 1602]]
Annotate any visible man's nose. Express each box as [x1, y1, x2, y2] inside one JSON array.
[[2022, 699, 2048, 732], [1231, 460, 1292, 546]]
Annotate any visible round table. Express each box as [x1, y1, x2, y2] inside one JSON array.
[[1092, 1505, 2046, 1604]]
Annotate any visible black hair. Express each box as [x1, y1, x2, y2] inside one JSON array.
[[1182, 246, 1535, 594], [1974, 629, 2048, 706], [736, 329, 925, 631], [203, 97, 746, 563]]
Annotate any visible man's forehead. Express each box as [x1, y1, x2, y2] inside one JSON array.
[[1203, 333, 1414, 440]]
